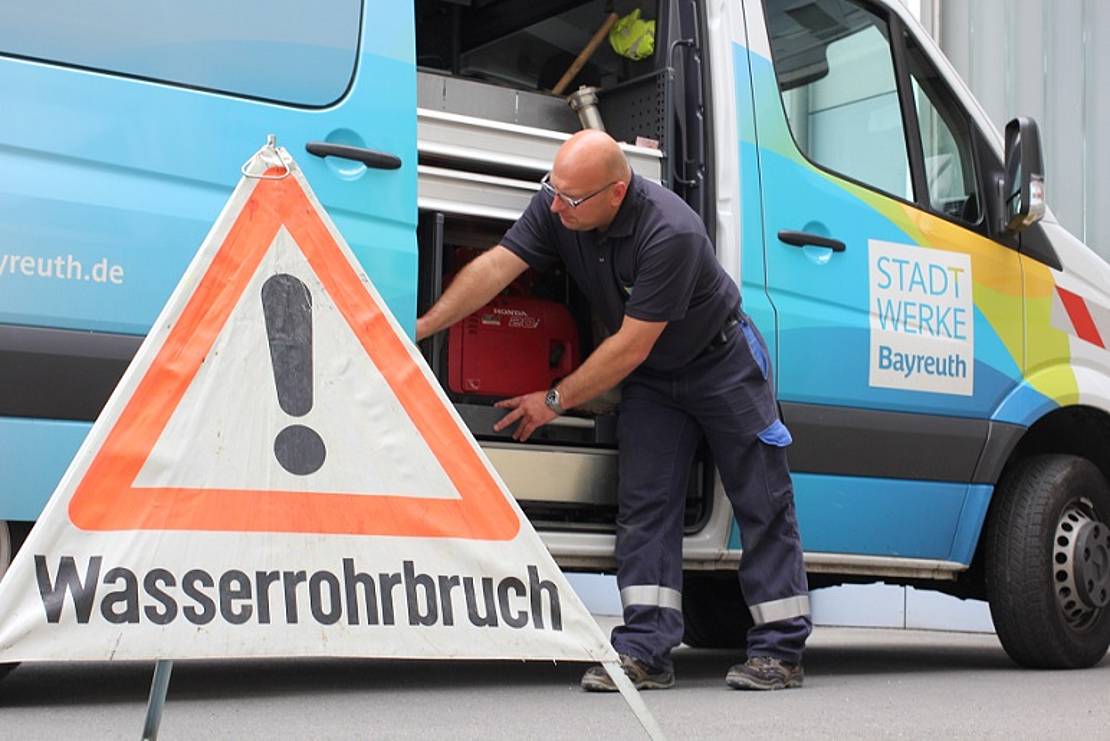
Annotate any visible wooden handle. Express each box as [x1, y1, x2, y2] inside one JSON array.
[[552, 12, 619, 96]]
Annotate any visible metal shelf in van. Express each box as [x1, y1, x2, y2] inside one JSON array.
[[417, 70, 580, 134], [417, 165, 538, 220], [417, 108, 663, 182]]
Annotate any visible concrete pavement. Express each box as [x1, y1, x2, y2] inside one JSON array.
[[0, 622, 1106, 739]]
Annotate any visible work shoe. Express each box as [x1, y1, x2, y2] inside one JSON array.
[[580, 653, 675, 692], [725, 656, 804, 690]]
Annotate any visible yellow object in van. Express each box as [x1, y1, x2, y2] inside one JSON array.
[[609, 8, 655, 61]]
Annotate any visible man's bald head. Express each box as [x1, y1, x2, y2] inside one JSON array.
[[547, 130, 632, 232], [553, 130, 631, 184]]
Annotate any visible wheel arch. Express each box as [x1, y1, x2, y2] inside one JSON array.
[[959, 404, 1110, 598], [1004, 405, 1110, 487]]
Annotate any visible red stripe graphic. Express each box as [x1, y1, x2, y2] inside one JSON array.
[[1057, 286, 1106, 349]]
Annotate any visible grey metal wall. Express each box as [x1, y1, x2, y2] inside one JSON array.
[[917, 0, 1109, 261]]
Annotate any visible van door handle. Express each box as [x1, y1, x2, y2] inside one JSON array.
[[305, 142, 402, 170], [778, 230, 846, 252]]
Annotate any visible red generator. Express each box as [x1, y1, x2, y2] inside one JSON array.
[[448, 295, 580, 398]]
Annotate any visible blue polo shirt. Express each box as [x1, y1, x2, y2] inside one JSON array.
[[501, 173, 739, 371]]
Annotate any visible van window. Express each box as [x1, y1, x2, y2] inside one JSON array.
[[765, 0, 913, 201], [905, 34, 982, 225], [0, 1, 361, 106]]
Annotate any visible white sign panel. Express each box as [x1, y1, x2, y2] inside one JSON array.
[[0, 144, 616, 667], [868, 239, 974, 396]]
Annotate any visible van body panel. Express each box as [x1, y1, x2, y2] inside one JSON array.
[[730, 474, 968, 560], [0, 7, 418, 338], [990, 374, 1074, 428], [728, 479, 992, 567], [745, 46, 1025, 418], [0, 4, 418, 522], [0, 418, 88, 521], [734, 0, 1105, 580], [1027, 229, 1110, 415], [730, 2, 1048, 566], [947, 483, 994, 565]]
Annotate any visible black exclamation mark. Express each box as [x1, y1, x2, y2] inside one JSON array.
[[262, 274, 326, 475]]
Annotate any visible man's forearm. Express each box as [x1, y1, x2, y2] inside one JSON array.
[[416, 246, 528, 340], [554, 333, 649, 410], [417, 268, 494, 340]]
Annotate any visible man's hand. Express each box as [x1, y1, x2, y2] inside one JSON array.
[[493, 391, 558, 442]]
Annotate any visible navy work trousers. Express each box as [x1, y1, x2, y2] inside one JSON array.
[[610, 316, 812, 669]]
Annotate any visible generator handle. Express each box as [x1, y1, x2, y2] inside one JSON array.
[[549, 415, 596, 430]]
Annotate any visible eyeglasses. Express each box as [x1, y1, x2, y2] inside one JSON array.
[[540, 172, 618, 209]]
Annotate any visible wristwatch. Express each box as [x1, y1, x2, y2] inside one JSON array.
[[544, 387, 565, 415]]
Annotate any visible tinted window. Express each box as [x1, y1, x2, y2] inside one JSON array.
[[766, 0, 913, 201], [0, 1, 362, 106], [906, 36, 982, 225]]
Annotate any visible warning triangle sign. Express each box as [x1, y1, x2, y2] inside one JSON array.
[[0, 143, 618, 669], [68, 157, 517, 539]]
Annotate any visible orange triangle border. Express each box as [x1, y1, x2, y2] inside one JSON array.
[[67, 173, 520, 541]]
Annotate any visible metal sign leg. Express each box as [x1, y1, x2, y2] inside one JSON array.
[[141, 660, 174, 741], [603, 660, 667, 741]]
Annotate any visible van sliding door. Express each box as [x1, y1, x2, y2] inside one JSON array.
[[0, 0, 417, 521]]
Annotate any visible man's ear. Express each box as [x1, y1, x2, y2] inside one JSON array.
[[610, 180, 629, 205]]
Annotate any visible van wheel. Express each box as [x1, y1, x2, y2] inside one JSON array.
[[681, 572, 752, 649], [0, 520, 27, 683], [984, 455, 1110, 668]]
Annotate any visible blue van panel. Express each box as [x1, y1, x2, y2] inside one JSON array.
[[0, 417, 90, 520], [729, 473, 969, 560], [991, 374, 1070, 427], [0, 1, 418, 522], [757, 147, 1024, 419], [0, 9, 417, 338], [0, 160, 224, 335], [948, 484, 993, 565]]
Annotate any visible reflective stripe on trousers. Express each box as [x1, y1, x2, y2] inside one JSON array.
[[749, 594, 811, 625], [621, 585, 683, 612]]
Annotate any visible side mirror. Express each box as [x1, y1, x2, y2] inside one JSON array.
[[1002, 117, 1046, 233]]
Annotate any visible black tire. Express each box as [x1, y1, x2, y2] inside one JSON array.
[[984, 454, 1110, 668], [681, 572, 753, 649]]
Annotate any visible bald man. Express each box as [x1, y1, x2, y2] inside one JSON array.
[[417, 130, 811, 691]]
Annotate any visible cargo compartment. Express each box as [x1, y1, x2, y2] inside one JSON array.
[[414, 0, 713, 533]]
